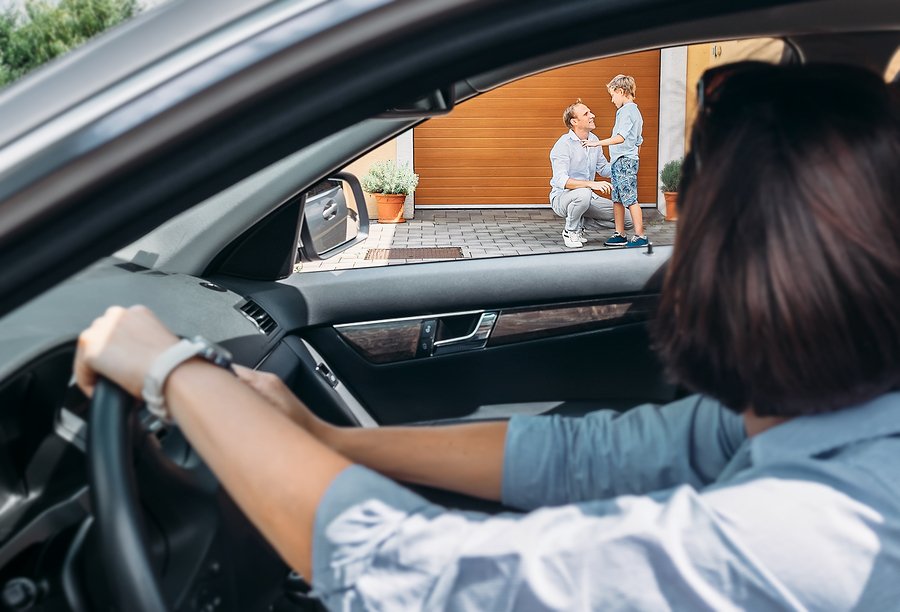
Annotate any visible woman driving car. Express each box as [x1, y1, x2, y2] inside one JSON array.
[[75, 62, 900, 610]]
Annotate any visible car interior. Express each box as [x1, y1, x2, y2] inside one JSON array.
[[0, 0, 896, 610]]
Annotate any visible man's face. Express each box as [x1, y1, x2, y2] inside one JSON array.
[[570, 103, 595, 131], [609, 87, 626, 108]]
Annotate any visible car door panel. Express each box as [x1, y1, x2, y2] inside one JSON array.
[[305, 319, 672, 425], [331, 295, 659, 364], [217, 247, 674, 427]]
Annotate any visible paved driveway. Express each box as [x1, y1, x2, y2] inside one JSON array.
[[297, 208, 676, 272]]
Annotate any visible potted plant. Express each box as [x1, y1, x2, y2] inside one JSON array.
[[360, 159, 419, 224], [659, 157, 682, 222]]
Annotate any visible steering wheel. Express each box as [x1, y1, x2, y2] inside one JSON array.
[[86, 378, 288, 612], [87, 379, 169, 611]]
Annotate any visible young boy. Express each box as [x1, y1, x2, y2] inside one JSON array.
[[583, 74, 646, 247]]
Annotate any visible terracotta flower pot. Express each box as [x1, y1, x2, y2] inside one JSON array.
[[663, 191, 678, 221], [374, 193, 407, 223]]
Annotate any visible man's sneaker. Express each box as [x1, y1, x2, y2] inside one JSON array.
[[562, 229, 587, 243], [604, 232, 628, 247], [562, 230, 583, 248], [626, 235, 649, 248]]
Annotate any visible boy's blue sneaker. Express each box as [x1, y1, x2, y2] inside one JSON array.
[[626, 235, 649, 248], [604, 232, 628, 247]]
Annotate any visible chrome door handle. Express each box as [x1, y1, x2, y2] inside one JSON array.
[[322, 199, 338, 220], [432, 311, 497, 355]]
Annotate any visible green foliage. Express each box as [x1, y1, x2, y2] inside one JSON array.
[[360, 159, 419, 195], [659, 157, 683, 193], [0, 0, 138, 87]]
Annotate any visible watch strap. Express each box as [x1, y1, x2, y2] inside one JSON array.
[[142, 338, 205, 422], [142, 337, 233, 422]]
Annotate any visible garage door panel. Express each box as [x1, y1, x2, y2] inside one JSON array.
[[416, 138, 575, 149], [414, 197, 562, 205], [415, 52, 660, 206], [419, 183, 659, 199], [418, 150, 556, 164], [416, 128, 580, 139], [469, 90, 660, 103], [416, 137, 659, 149], [422, 178, 552, 187], [418, 187, 555, 199], [418, 149, 656, 164], [525, 63, 659, 76], [499, 77, 661, 91], [415, 178, 659, 188], [490, 87, 659, 96], [448, 100, 652, 113], [416, 117, 585, 129], [414, 167, 551, 177]]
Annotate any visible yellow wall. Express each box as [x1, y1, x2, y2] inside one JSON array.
[[687, 41, 899, 139], [685, 39, 786, 143], [887, 47, 900, 82], [341, 140, 397, 219]]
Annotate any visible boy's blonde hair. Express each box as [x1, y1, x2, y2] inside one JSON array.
[[562, 98, 584, 128], [607, 74, 636, 98]]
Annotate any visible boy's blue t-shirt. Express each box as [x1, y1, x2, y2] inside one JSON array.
[[609, 102, 643, 164]]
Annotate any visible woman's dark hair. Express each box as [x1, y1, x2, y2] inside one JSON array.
[[653, 63, 900, 417]]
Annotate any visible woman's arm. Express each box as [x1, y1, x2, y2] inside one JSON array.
[[235, 367, 508, 501], [75, 306, 351, 579], [165, 362, 348, 580], [330, 422, 508, 500], [235, 368, 747, 511], [75, 306, 512, 578]]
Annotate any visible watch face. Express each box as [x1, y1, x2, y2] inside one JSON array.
[[211, 353, 232, 369], [195, 338, 233, 370]]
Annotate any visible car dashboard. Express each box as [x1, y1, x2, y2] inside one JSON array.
[[0, 257, 335, 611]]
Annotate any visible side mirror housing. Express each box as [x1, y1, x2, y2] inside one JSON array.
[[297, 172, 369, 261]]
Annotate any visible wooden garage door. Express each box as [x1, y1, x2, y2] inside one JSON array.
[[414, 51, 660, 206]]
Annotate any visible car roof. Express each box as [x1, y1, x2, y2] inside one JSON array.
[[0, 0, 896, 317], [0, 0, 288, 148]]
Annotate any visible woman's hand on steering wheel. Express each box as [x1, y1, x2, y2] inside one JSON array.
[[75, 305, 179, 398]]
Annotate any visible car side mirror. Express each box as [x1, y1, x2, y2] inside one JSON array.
[[297, 172, 369, 261]]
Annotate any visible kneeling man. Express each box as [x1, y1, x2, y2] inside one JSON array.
[[549, 98, 632, 248]]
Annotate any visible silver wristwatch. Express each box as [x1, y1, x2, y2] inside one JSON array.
[[142, 336, 234, 422]]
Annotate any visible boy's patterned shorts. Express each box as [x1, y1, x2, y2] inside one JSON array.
[[611, 158, 640, 206]]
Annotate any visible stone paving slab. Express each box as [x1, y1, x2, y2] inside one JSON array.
[[296, 208, 676, 272]]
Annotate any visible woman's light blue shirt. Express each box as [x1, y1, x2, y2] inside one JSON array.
[[312, 393, 900, 610]]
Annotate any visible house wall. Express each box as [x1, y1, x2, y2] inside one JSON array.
[[342, 140, 397, 219], [685, 39, 788, 142], [887, 47, 900, 81], [657, 48, 687, 218]]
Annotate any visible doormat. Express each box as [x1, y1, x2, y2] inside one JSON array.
[[365, 247, 464, 260]]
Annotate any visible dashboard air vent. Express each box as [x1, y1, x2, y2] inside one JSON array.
[[239, 299, 278, 335]]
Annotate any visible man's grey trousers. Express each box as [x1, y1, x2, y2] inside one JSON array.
[[551, 187, 634, 232]]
